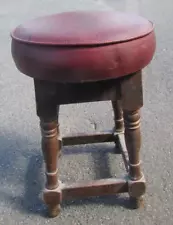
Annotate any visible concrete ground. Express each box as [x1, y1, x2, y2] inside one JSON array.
[[0, 0, 173, 224]]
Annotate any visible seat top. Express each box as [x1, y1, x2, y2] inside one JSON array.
[[11, 11, 153, 46], [11, 11, 155, 82]]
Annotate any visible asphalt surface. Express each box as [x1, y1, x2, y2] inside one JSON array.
[[1, 0, 173, 224]]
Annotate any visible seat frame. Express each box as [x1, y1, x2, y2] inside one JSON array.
[[34, 70, 146, 217]]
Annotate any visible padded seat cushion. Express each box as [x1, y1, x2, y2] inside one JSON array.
[[11, 11, 156, 82]]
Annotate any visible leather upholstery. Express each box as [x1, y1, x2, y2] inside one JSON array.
[[11, 11, 156, 82]]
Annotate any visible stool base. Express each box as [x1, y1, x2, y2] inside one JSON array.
[[42, 133, 146, 217], [34, 71, 145, 217]]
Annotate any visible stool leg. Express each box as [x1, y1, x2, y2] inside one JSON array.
[[40, 116, 61, 217], [124, 110, 146, 208], [112, 100, 124, 133], [34, 80, 61, 217], [112, 100, 124, 153]]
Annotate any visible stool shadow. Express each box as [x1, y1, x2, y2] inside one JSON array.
[[0, 134, 45, 216], [22, 154, 46, 215], [9, 154, 46, 216]]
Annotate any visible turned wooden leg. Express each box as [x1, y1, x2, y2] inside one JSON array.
[[112, 100, 124, 133], [40, 116, 61, 217], [124, 110, 146, 208], [38, 105, 61, 217], [112, 100, 124, 153], [34, 80, 62, 217], [40, 115, 61, 217]]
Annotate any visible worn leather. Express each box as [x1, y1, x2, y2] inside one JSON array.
[[11, 11, 156, 82]]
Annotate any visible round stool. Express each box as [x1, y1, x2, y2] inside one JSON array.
[[11, 11, 156, 217]]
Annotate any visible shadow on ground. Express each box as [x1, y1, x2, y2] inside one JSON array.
[[0, 135, 131, 217]]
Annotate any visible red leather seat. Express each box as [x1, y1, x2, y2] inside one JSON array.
[[11, 11, 156, 83]]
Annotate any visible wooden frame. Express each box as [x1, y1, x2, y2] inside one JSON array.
[[34, 71, 146, 217]]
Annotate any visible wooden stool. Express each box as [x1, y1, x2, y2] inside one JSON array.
[[11, 11, 156, 217]]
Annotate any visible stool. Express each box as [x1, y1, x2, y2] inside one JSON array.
[[11, 11, 156, 217]]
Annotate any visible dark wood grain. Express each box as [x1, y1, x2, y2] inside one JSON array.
[[33, 71, 146, 216], [62, 178, 128, 200], [112, 100, 124, 133], [123, 109, 145, 208], [34, 81, 62, 217], [121, 71, 143, 111], [124, 110, 142, 181], [62, 131, 116, 146], [116, 133, 129, 172], [33, 68, 148, 216]]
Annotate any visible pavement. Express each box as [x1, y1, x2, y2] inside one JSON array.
[[1, 0, 173, 224]]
